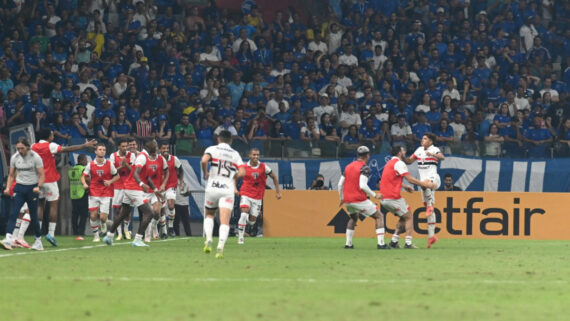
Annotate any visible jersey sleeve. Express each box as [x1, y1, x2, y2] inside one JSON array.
[[110, 162, 118, 175], [264, 163, 272, 175], [432, 146, 441, 155], [129, 153, 136, 164], [109, 153, 116, 163], [82, 162, 91, 176], [360, 164, 371, 177], [234, 152, 244, 167], [49, 142, 62, 154], [394, 160, 409, 176], [162, 157, 168, 169], [174, 156, 181, 168], [134, 154, 147, 167], [204, 146, 213, 158]]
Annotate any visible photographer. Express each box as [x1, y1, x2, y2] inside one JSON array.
[[310, 174, 329, 190]]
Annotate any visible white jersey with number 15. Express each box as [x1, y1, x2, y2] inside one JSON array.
[[204, 143, 244, 192]]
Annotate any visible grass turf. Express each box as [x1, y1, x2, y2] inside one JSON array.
[[0, 236, 568, 321]]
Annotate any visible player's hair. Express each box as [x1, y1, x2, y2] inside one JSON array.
[[391, 145, 404, 156], [143, 138, 157, 149], [95, 143, 107, 150], [218, 130, 232, 143], [160, 142, 170, 148], [424, 132, 437, 143], [38, 128, 53, 141], [249, 148, 260, 154], [116, 138, 127, 145], [77, 154, 87, 162], [17, 137, 31, 147], [444, 173, 453, 179], [127, 137, 137, 143]]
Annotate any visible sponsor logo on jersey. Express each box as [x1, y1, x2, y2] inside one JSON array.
[[252, 172, 259, 179], [96, 170, 104, 177]]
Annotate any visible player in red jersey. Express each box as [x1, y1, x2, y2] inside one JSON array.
[[237, 148, 281, 244], [109, 139, 136, 240], [32, 128, 97, 246], [142, 141, 169, 242], [81, 144, 120, 242], [338, 146, 390, 250], [159, 142, 183, 238], [104, 139, 164, 247], [380, 145, 436, 249]]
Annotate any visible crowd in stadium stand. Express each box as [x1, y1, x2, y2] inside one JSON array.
[[0, 0, 569, 159]]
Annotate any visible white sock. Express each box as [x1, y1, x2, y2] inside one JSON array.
[[18, 214, 31, 241], [346, 229, 354, 246], [13, 219, 21, 237], [48, 222, 56, 238], [167, 208, 175, 228], [238, 213, 248, 239], [405, 235, 413, 245], [391, 233, 400, 243], [424, 189, 433, 206], [90, 219, 99, 235], [151, 218, 158, 236], [107, 231, 114, 239], [39, 220, 43, 231], [427, 214, 436, 238], [203, 217, 214, 242], [376, 228, 385, 245], [145, 221, 153, 238], [6, 233, 14, 243], [217, 224, 230, 250], [135, 233, 143, 241]]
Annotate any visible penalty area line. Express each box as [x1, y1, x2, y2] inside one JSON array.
[[0, 237, 192, 259]]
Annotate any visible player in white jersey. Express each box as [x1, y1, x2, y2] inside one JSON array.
[[200, 130, 245, 259], [403, 132, 445, 248]]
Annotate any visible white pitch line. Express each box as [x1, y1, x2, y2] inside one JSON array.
[[0, 275, 566, 285], [0, 237, 192, 259]]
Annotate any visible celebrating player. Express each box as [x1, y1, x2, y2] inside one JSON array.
[[109, 139, 136, 240], [1, 137, 45, 251], [160, 143, 183, 238], [103, 139, 163, 247], [338, 146, 390, 249], [380, 145, 436, 249], [81, 144, 120, 242], [142, 141, 169, 242], [237, 148, 281, 244], [200, 130, 245, 258], [32, 128, 97, 246], [403, 132, 445, 248]]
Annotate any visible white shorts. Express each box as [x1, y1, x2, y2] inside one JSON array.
[[39, 182, 60, 201], [112, 189, 125, 208], [381, 198, 410, 217], [239, 196, 262, 217], [204, 189, 235, 210], [88, 196, 112, 214], [161, 188, 176, 209], [144, 191, 164, 206], [345, 199, 378, 217], [421, 175, 441, 190], [122, 189, 149, 208]]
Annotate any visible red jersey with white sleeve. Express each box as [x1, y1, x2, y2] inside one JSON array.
[[342, 160, 370, 203], [411, 145, 440, 180], [379, 157, 409, 199], [165, 154, 182, 189], [82, 159, 118, 197], [239, 161, 272, 200], [144, 152, 167, 189], [123, 151, 150, 191], [31, 140, 62, 183], [109, 151, 135, 189]]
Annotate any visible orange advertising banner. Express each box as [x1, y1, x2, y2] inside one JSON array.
[[263, 191, 569, 240]]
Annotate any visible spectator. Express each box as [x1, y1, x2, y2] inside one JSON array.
[[112, 111, 132, 141], [309, 174, 329, 190], [154, 115, 172, 145], [359, 117, 380, 150], [435, 119, 454, 154], [96, 116, 115, 152], [524, 116, 553, 158], [196, 117, 214, 149], [439, 173, 463, 191], [461, 120, 481, 156], [484, 123, 504, 157], [134, 109, 153, 147], [391, 114, 414, 150], [557, 118, 570, 157], [503, 117, 524, 158], [342, 124, 360, 156]]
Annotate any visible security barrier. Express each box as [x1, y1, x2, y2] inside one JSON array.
[[263, 191, 569, 240]]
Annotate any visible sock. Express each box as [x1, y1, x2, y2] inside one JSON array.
[[167, 208, 175, 228], [246, 217, 256, 226], [424, 189, 433, 206], [345, 229, 354, 246], [13, 219, 21, 238], [90, 219, 99, 236], [6, 233, 14, 243], [135, 233, 143, 241], [405, 235, 413, 245], [203, 217, 214, 242], [100, 219, 107, 233], [151, 218, 158, 237], [159, 216, 167, 234], [238, 213, 248, 239], [48, 222, 56, 238], [18, 214, 31, 241], [427, 214, 436, 238], [145, 221, 153, 239], [391, 233, 400, 243], [217, 224, 230, 250], [39, 220, 43, 231], [376, 228, 385, 245], [107, 231, 114, 239]]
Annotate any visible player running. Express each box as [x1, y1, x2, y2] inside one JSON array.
[[380, 145, 436, 249], [200, 130, 245, 258], [103, 139, 163, 247], [237, 148, 281, 244], [32, 128, 97, 246], [81, 144, 120, 242], [403, 132, 445, 248], [142, 141, 169, 242], [109, 139, 136, 240], [338, 146, 390, 250], [159, 143, 183, 238]]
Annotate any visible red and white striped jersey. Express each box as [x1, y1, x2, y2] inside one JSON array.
[[109, 151, 136, 189], [83, 159, 117, 197], [204, 143, 243, 193], [240, 161, 272, 200], [165, 154, 182, 189], [411, 145, 441, 180]]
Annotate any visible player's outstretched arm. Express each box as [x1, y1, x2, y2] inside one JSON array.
[[337, 175, 345, 206], [60, 139, 97, 153]]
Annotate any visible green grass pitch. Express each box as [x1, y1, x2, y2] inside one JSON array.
[[0, 236, 568, 321]]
